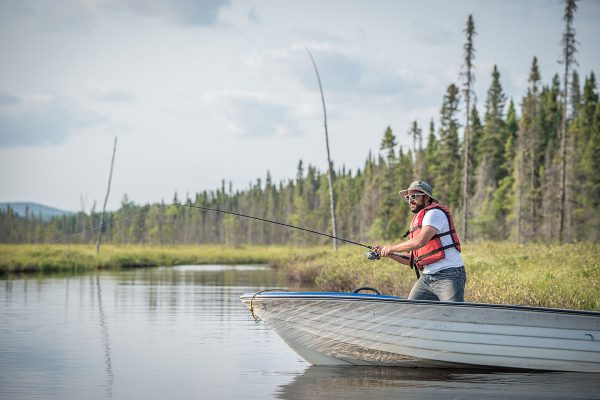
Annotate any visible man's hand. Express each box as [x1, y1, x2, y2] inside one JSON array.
[[372, 245, 392, 257]]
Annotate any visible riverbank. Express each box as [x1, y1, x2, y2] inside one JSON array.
[[1, 242, 598, 310], [0, 244, 314, 274], [292, 242, 600, 311]]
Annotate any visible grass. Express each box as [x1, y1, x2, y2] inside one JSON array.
[[0, 244, 302, 274], [273, 242, 600, 311], [1, 242, 599, 310]]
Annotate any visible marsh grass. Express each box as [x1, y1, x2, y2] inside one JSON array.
[[0, 244, 302, 274], [277, 242, 600, 311], [1, 242, 598, 310], [463, 242, 600, 310]]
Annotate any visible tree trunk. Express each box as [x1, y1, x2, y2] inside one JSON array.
[[306, 48, 338, 250], [96, 136, 118, 255]]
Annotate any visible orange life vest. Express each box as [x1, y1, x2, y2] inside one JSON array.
[[403, 204, 461, 270]]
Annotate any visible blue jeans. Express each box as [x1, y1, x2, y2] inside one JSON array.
[[408, 266, 466, 302]]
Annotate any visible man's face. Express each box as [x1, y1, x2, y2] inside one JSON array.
[[407, 190, 428, 214]]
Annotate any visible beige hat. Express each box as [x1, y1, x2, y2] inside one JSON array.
[[398, 181, 438, 202]]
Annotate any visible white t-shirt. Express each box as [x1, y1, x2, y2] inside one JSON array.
[[419, 208, 464, 275]]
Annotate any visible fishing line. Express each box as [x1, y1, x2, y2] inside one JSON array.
[[38, 203, 374, 250], [181, 204, 373, 249], [48, 208, 157, 244]]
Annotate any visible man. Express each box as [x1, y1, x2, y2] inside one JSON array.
[[373, 181, 466, 302]]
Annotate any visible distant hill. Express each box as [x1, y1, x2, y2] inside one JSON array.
[[0, 202, 74, 221]]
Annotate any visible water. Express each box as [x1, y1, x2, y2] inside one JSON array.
[[1, 265, 599, 400]]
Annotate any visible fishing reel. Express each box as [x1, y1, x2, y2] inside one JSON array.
[[366, 250, 380, 260]]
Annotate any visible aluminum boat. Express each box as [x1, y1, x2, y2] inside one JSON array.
[[240, 291, 600, 372]]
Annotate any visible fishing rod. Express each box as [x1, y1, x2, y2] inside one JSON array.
[[46, 202, 385, 259], [179, 203, 374, 251], [19, 202, 426, 277], [177, 204, 412, 262]]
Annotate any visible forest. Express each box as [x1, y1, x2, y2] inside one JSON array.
[[1, 1, 598, 246]]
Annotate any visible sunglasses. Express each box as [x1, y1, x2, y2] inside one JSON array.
[[403, 193, 427, 203]]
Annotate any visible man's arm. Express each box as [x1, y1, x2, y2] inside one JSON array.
[[387, 253, 411, 265], [376, 225, 439, 259]]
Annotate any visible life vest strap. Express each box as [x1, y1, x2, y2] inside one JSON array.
[[405, 226, 455, 240], [414, 243, 461, 263], [433, 229, 455, 239], [403, 225, 420, 238]]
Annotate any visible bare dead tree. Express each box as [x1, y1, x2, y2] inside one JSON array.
[[306, 48, 338, 251], [96, 136, 118, 255]]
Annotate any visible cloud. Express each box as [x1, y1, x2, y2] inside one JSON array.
[[201, 90, 301, 137], [86, 86, 136, 103], [0, 0, 99, 34], [0, 92, 102, 147], [247, 7, 260, 24], [245, 43, 428, 104], [0, 92, 19, 106], [121, 0, 232, 26], [410, 20, 455, 46], [0, 0, 232, 31]]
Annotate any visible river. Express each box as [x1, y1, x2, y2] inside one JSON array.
[[1, 264, 599, 400]]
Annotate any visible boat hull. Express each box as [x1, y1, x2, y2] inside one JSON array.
[[241, 292, 600, 372]]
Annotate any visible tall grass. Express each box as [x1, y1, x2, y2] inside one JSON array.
[[0, 244, 303, 274], [276, 242, 600, 311], [1, 242, 598, 310]]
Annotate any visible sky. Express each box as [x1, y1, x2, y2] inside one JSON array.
[[1, 0, 599, 212]]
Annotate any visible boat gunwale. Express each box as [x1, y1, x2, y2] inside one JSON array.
[[240, 291, 600, 317]]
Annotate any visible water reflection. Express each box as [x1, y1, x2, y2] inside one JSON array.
[[0, 264, 306, 400], [95, 275, 114, 400], [277, 366, 600, 400]]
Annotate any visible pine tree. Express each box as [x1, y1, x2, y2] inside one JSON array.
[[408, 121, 424, 178], [515, 58, 542, 242], [491, 99, 518, 240], [558, 0, 578, 242], [574, 73, 599, 239], [461, 14, 476, 241], [380, 125, 398, 163], [571, 71, 581, 119], [478, 65, 507, 181], [423, 119, 439, 185], [378, 126, 399, 239], [437, 84, 462, 208], [539, 76, 564, 240], [472, 66, 507, 239], [469, 105, 483, 173]]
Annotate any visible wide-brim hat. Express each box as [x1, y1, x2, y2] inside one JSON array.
[[399, 181, 438, 202]]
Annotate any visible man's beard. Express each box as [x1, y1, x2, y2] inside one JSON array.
[[410, 203, 426, 214]]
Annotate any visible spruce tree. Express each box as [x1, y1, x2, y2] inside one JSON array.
[[558, 0, 578, 242], [575, 74, 599, 239], [378, 126, 399, 239], [478, 65, 507, 182], [471, 66, 507, 239], [423, 119, 439, 185], [539, 76, 564, 240], [437, 84, 462, 208], [380, 125, 398, 163], [408, 121, 424, 178], [461, 14, 476, 241], [491, 99, 518, 240], [515, 58, 542, 242]]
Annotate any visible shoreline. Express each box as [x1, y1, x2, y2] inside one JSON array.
[[0, 242, 598, 311]]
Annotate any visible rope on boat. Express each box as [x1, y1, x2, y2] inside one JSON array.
[[249, 289, 289, 323]]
